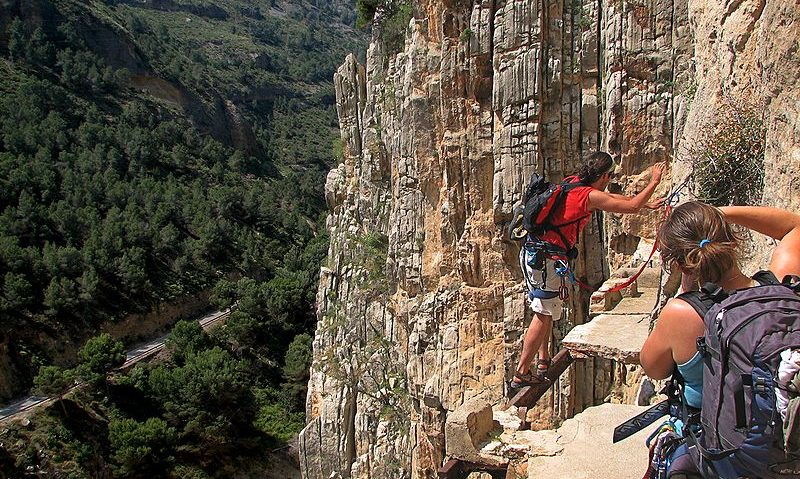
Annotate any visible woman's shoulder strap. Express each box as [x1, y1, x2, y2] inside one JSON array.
[[752, 269, 780, 286], [675, 290, 717, 318], [754, 269, 800, 292]]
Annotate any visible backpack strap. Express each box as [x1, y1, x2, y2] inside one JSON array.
[[671, 365, 739, 471], [752, 269, 780, 286], [753, 269, 800, 292], [676, 290, 717, 318], [676, 286, 726, 363], [678, 271, 785, 314], [662, 367, 738, 475], [782, 274, 800, 293], [666, 368, 699, 426]]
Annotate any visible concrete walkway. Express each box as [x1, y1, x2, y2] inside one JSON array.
[[562, 267, 661, 364], [524, 403, 652, 479]]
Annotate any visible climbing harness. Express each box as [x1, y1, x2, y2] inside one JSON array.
[[521, 240, 568, 300], [522, 232, 657, 301]]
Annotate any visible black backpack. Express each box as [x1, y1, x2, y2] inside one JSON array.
[[510, 173, 589, 258], [675, 271, 800, 478]]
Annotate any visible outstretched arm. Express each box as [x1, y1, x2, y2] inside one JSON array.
[[720, 206, 800, 279], [605, 193, 665, 209], [588, 163, 666, 214]]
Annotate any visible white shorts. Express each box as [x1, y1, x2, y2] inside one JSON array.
[[520, 247, 565, 321]]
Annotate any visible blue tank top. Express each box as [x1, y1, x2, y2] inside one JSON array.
[[677, 351, 704, 409]]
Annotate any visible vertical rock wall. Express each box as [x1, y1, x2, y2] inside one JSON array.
[[299, 0, 800, 478], [676, 0, 800, 273]]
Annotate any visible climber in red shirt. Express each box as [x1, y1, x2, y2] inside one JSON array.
[[510, 152, 666, 393]]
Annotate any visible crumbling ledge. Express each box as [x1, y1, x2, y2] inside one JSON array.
[[444, 397, 508, 467]]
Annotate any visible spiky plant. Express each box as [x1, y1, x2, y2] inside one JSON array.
[[690, 97, 766, 206]]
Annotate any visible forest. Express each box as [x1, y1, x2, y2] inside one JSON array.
[[0, 0, 365, 476]]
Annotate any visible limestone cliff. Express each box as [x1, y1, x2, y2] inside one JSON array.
[[677, 0, 800, 273], [299, 1, 800, 478]]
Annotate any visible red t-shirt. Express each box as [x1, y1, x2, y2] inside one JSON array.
[[538, 176, 594, 251]]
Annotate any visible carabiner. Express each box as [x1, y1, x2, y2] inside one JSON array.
[[554, 259, 569, 277], [558, 277, 570, 301]]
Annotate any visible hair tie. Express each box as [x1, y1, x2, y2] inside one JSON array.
[[698, 239, 712, 248]]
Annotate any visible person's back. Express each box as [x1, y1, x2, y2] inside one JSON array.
[[640, 201, 800, 478], [535, 177, 593, 253]]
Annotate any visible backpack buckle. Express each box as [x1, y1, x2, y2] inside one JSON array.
[[701, 282, 729, 302], [696, 337, 707, 357], [754, 377, 768, 394]]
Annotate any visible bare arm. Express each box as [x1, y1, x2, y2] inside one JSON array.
[[606, 192, 666, 209], [641, 298, 704, 380], [640, 316, 675, 380], [588, 163, 666, 214], [720, 206, 800, 279], [720, 206, 800, 241]]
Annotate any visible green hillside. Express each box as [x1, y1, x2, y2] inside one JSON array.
[[0, 0, 365, 476]]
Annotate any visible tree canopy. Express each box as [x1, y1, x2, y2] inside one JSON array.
[[0, 0, 365, 475]]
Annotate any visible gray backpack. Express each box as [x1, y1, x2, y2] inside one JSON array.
[[678, 271, 800, 478]]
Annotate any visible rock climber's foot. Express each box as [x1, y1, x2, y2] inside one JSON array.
[[507, 371, 549, 397], [535, 357, 551, 378]]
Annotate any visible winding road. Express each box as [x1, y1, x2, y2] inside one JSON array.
[[0, 308, 231, 422]]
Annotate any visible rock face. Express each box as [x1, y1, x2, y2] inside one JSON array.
[[678, 1, 800, 274], [299, 1, 800, 478], [444, 398, 505, 467]]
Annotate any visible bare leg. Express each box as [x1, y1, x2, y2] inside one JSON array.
[[537, 319, 553, 372], [515, 311, 553, 379]]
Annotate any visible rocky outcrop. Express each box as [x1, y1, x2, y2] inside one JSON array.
[[301, 1, 800, 478], [444, 398, 506, 467]]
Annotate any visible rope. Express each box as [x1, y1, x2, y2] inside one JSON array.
[[651, 173, 693, 322], [568, 239, 658, 293], [664, 173, 693, 211]]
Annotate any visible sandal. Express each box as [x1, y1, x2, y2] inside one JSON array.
[[536, 358, 552, 377], [507, 372, 549, 395]]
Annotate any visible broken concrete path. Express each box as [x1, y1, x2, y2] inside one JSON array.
[[525, 403, 653, 478], [561, 313, 650, 364]]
